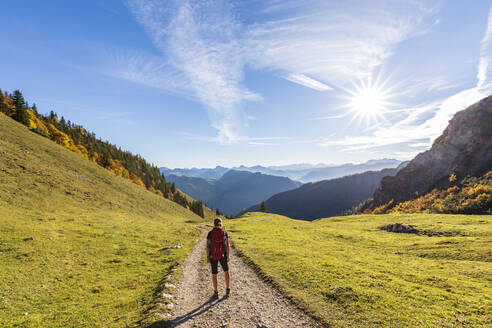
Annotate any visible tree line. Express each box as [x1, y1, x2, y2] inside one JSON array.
[[0, 88, 206, 218]]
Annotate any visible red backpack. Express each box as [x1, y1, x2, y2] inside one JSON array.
[[210, 226, 226, 260]]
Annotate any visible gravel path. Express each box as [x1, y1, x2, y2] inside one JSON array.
[[169, 230, 320, 328]]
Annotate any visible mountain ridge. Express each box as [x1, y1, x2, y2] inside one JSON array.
[[246, 167, 399, 220], [160, 158, 402, 183], [370, 95, 492, 208], [166, 169, 302, 215]]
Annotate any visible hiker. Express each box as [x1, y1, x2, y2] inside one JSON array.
[[207, 217, 231, 298]]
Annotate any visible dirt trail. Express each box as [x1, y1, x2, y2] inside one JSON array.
[[169, 230, 320, 328]]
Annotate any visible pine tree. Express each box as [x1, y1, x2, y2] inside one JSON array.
[[12, 90, 29, 126], [49, 110, 57, 122], [0, 90, 5, 113], [12, 90, 25, 110], [260, 201, 266, 212]]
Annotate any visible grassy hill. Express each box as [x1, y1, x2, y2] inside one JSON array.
[[227, 212, 491, 327], [0, 113, 204, 327]]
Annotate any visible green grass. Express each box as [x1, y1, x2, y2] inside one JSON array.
[[0, 114, 203, 327], [228, 212, 492, 327]]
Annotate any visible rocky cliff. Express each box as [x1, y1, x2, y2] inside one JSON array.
[[372, 95, 492, 206]]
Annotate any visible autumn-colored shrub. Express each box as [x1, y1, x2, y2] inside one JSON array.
[[379, 172, 492, 215], [373, 199, 394, 214]]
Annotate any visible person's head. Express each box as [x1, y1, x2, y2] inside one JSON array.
[[214, 217, 222, 227]]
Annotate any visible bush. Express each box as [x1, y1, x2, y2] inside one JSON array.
[[379, 172, 492, 215]]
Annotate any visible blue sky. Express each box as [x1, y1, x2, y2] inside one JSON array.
[[1, 0, 492, 168]]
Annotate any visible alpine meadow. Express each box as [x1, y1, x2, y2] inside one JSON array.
[[1, 1, 492, 327]]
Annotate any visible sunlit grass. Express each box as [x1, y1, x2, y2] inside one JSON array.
[[0, 114, 203, 327], [228, 212, 492, 327]]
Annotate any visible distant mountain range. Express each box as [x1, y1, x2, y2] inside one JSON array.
[[160, 166, 229, 180], [160, 158, 402, 183], [166, 170, 302, 215], [297, 159, 401, 182], [245, 167, 400, 220]]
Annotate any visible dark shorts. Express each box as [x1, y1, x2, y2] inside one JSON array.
[[210, 256, 228, 274]]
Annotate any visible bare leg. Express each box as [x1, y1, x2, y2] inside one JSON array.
[[224, 271, 230, 289], [212, 273, 218, 292]]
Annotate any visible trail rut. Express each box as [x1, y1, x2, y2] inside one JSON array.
[[169, 230, 320, 328]]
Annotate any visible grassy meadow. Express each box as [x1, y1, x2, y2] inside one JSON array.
[[227, 212, 492, 327], [0, 114, 204, 327]]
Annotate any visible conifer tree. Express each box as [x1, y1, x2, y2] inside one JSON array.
[[12, 90, 25, 110], [260, 201, 266, 212], [0, 90, 5, 113]]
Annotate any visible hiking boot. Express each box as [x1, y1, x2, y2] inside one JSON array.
[[225, 288, 231, 297], [212, 291, 219, 299]]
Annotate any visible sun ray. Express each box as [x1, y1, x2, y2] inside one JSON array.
[[335, 72, 398, 127]]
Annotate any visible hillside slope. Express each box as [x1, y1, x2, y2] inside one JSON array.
[[372, 95, 492, 207], [247, 168, 398, 220], [0, 114, 203, 327], [167, 170, 302, 215]]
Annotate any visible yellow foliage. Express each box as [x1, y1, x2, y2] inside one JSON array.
[[387, 174, 492, 214], [108, 158, 130, 179], [2, 97, 15, 116], [373, 199, 394, 214], [475, 193, 489, 202], [47, 123, 88, 158], [466, 184, 491, 197], [78, 126, 87, 137], [47, 124, 72, 147], [76, 144, 89, 160], [130, 172, 146, 188], [149, 186, 164, 197], [25, 110, 49, 135], [447, 185, 459, 193], [449, 174, 457, 182], [108, 159, 146, 189], [91, 152, 100, 163], [26, 110, 37, 129]]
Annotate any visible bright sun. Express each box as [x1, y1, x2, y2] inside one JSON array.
[[343, 76, 394, 124], [350, 88, 386, 116]]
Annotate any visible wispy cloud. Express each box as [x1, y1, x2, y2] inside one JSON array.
[[248, 141, 276, 146], [107, 0, 439, 143], [178, 131, 293, 144], [477, 7, 492, 88], [284, 73, 332, 91], [122, 0, 261, 143], [245, 0, 438, 88]]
